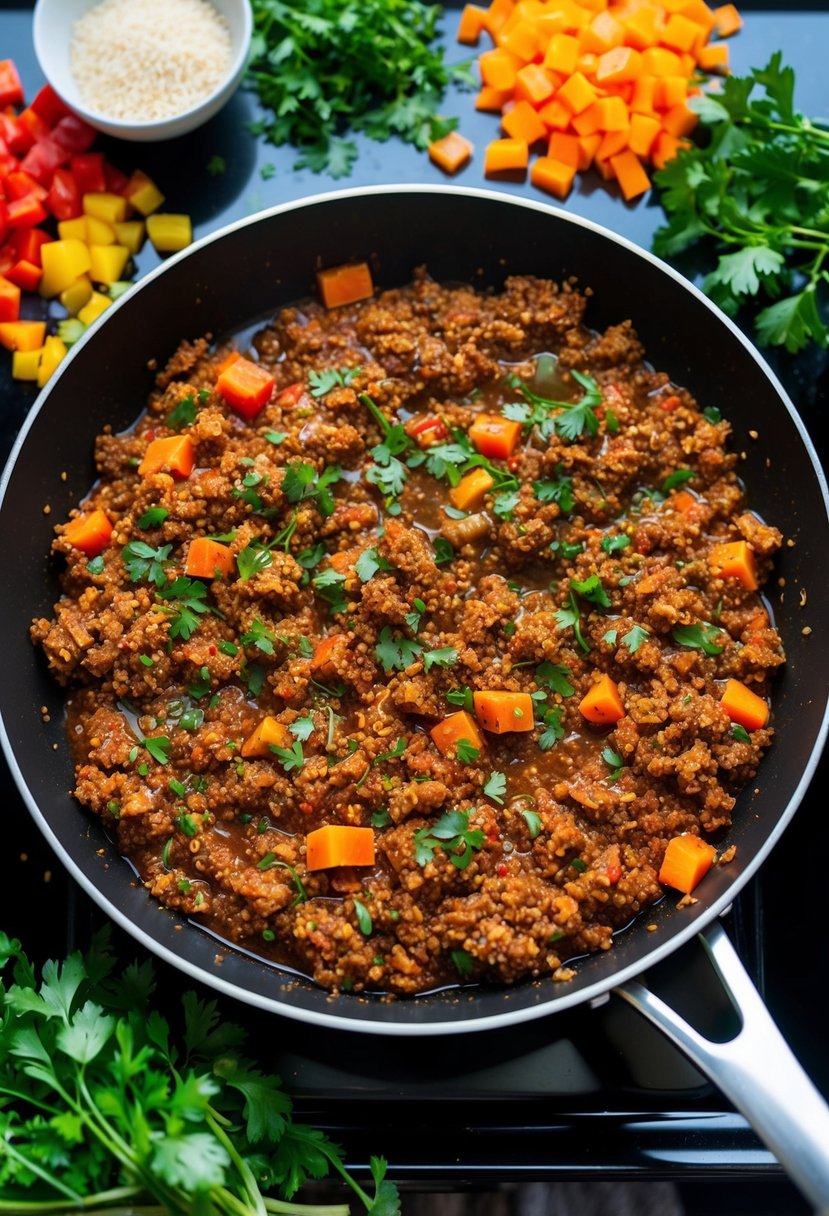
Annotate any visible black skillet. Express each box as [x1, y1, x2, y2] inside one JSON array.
[[1, 187, 828, 1204]]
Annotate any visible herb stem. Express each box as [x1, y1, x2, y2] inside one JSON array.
[[207, 1108, 269, 1216], [263, 1201, 351, 1215], [358, 393, 392, 438]]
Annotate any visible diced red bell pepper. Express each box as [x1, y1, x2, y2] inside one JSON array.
[[71, 151, 107, 195], [104, 160, 130, 195], [0, 274, 21, 321], [0, 245, 14, 277], [10, 226, 52, 266], [3, 170, 48, 202], [51, 114, 97, 153], [4, 258, 41, 292], [6, 194, 48, 228], [16, 107, 51, 152], [0, 148, 17, 177], [45, 167, 82, 220], [0, 202, 8, 244], [0, 110, 27, 156], [0, 61, 24, 109], [276, 382, 304, 408], [30, 83, 72, 127], [19, 135, 68, 185]]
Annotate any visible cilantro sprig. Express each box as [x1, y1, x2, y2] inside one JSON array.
[[653, 52, 829, 353], [413, 809, 485, 871], [504, 369, 602, 442], [0, 928, 399, 1215]]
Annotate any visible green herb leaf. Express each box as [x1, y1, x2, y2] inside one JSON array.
[[732, 723, 752, 743], [450, 948, 475, 979], [166, 393, 198, 430], [353, 897, 373, 936], [483, 771, 507, 805], [521, 809, 542, 839], [536, 661, 575, 697], [413, 809, 485, 871], [270, 740, 305, 772], [375, 626, 423, 672], [422, 646, 458, 672], [672, 621, 725, 656], [137, 506, 169, 529], [455, 738, 480, 764]]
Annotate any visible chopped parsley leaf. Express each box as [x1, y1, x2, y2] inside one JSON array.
[[456, 738, 480, 764], [413, 810, 485, 871], [672, 622, 725, 656], [375, 627, 422, 673], [483, 770, 507, 805]]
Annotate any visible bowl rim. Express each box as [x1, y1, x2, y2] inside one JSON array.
[[32, 0, 253, 139]]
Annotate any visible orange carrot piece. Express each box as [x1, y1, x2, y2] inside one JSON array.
[[579, 10, 624, 53], [514, 62, 557, 106], [720, 678, 769, 731], [595, 45, 642, 85], [670, 488, 705, 518], [712, 2, 742, 36], [630, 75, 658, 114], [548, 129, 580, 167], [310, 633, 345, 680], [662, 11, 705, 51], [661, 102, 699, 137], [539, 97, 575, 129], [185, 537, 235, 580], [458, 2, 489, 44], [138, 435, 195, 479], [577, 131, 602, 168], [623, 7, 662, 50], [543, 31, 580, 75], [430, 710, 485, 756], [652, 129, 689, 168], [610, 149, 651, 199], [0, 319, 47, 351], [476, 85, 514, 111], [595, 95, 630, 131], [483, 0, 515, 37], [531, 154, 577, 199], [499, 20, 540, 62], [469, 412, 523, 458], [484, 137, 530, 175], [215, 349, 240, 376], [450, 466, 496, 511], [696, 42, 729, 72], [428, 131, 474, 174], [63, 508, 112, 557], [708, 540, 758, 590], [240, 715, 292, 758], [473, 690, 535, 733], [628, 112, 661, 157], [659, 834, 717, 893], [502, 99, 548, 144], [556, 70, 599, 114], [215, 355, 275, 421], [597, 128, 629, 160], [578, 673, 625, 724], [316, 262, 374, 310], [479, 47, 521, 90], [571, 102, 602, 136], [641, 46, 684, 75], [306, 824, 375, 871]]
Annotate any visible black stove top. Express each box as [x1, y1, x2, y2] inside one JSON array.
[[2, 2, 828, 1207]]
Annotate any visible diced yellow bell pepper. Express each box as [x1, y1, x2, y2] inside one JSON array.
[[11, 347, 42, 381], [125, 169, 165, 216], [37, 335, 67, 388], [57, 217, 88, 241], [113, 220, 146, 255], [85, 215, 116, 245], [77, 291, 112, 326], [88, 244, 130, 284], [59, 275, 93, 316], [146, 213, 192, 253], [83, 192, 129, 225], [39, 240, 92, 298]]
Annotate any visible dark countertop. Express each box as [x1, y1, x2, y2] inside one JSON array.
[[1, 2, 827, 1209]]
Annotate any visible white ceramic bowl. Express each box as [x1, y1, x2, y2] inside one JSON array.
[[32, 0, 252, 142]]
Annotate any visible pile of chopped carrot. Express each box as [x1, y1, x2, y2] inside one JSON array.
[[444, 0, 742, 200]]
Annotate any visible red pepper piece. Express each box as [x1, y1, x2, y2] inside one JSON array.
[[51, 114, 97, 152], [45, 167, 82, 220], [0, 60, 24, 109], [6, 195, 48, 229], [71, 151, 107, 195], [29, 83, 72, 127], [3, 169, 48, 202], [0, 274, 21, 322], [19, 135, 68, 185], [10, 226, 52, 266], [276, 382, 304, 408], [4, 259, 41, 292], [0, 110, 27, 156], [15, 106, 51, 152], [103, 161, 130, 194]]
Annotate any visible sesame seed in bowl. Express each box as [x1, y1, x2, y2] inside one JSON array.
[[33, 0, 253, 142]]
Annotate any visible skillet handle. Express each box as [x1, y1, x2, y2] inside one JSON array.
[[616, 920, 829, 1213]]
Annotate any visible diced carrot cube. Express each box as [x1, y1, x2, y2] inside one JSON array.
[[720, 678, 769, 732], [428, 131, 474, 174], [696, 42, 730, 72], [479, 47, 521, 89], [628, 111, 661, 157], [317, 262, 374, 309], [476, 85, 513, 111], [712, 2, 742, 35], [652, 130, 689, 168], [185, 537, 235, 580], [579, 10, 624, 53], [458, 3, 489, 44], [548, 130, 580, 167], [63, 509, 113, 558], [578, 673, 625, 724], [571, 102, 602, 136], [662, 103, 698, 137], [576, 131, 602, 169], [484, 137, 529, 175], [310, 633, 346, 680], [241, 715, 292, 758], [216, 355, 275, 420], [708, 540, 758, 590], [502, 99, 548, 144], [654, 75, 689, 108], [431, 710, 485, 756], [595, 45, 642, 85], [450, 466, 496, 510], [306, 825, 375, 871], [469, 413, 523, 458], [662, 11, 705, 50], [483, 0, 515, 36], [610, 149, 651, 199], [597, 128, 629, 160], [514, 62, 557, 105], [622, 6, 662, 49], [630, 75, 658, 114], [681, 0, 717, 32], [139, 435, 195, 479], [538, 98, 573, 129], [473, 690, 535, 733], [659, 834, 717, 893], [641, 46, 683, 75], [557, 70, 598, 114], [498, 19, 540, 61], [595, 95, 630, 131], [543, 31, 580, 74], [530, 155, 577, 199]]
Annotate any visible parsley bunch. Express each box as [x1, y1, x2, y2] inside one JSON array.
[[0, 929, 399, 1215], [653, 53, 829, 352], [246, 0, 471, 177]]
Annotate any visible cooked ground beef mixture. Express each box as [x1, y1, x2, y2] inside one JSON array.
[[32, 270, 785, 996]]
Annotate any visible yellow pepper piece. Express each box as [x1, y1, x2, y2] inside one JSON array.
[[11, 347, 42, 381], [37, 335, 67, 388], [146, 213, 192, 253], [39, 239, 92, 298], [113, 220, 146, 255], [82, 192, 129, 225], [85, 215, 116, 245], [125, 169, 165, 216], [77, 291, 112, 326], [57, 217, 87, 241], [59, 275, 93, 316], [88, 244, 130, 284]]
